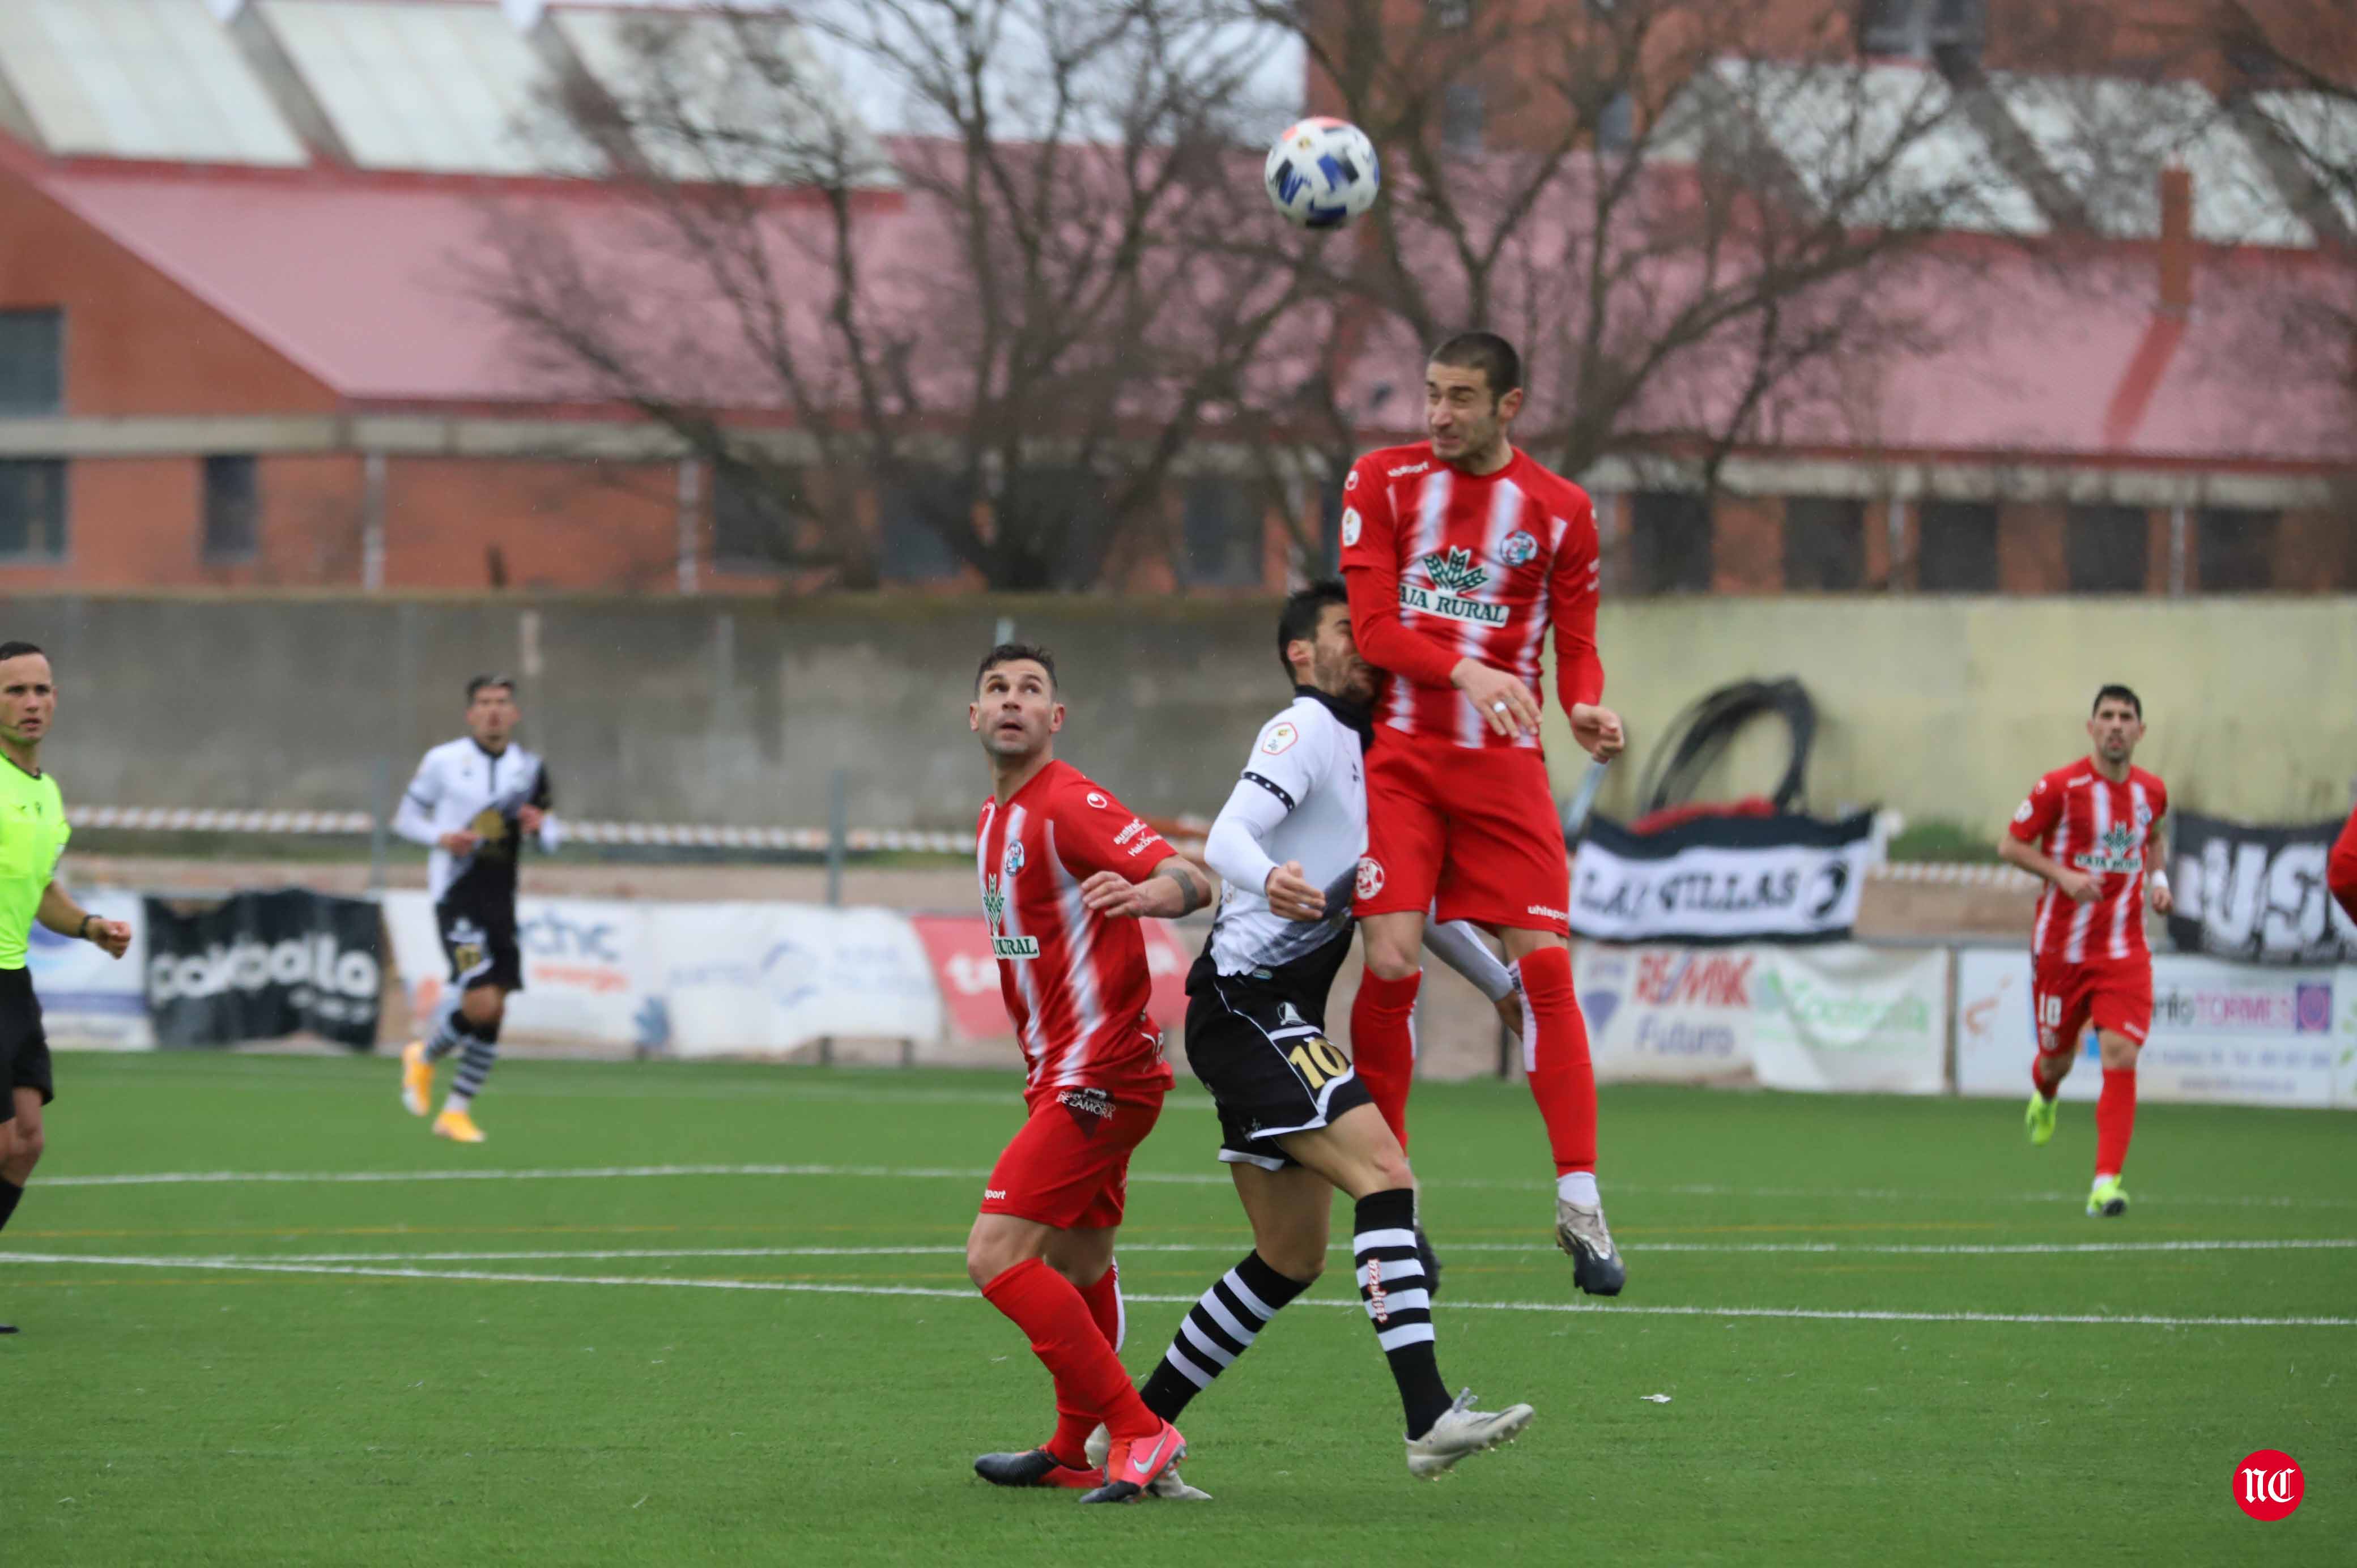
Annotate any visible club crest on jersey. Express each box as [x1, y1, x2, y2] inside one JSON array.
[[1501, 529, 1539, 566], [1003, 840, 1026, 876], [1356, 857, 1385, 901]]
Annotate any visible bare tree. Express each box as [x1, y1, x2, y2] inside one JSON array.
[[1240, 0, 2030, 583], [473, 0, 1307, 590]]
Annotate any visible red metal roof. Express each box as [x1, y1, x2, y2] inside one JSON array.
[[23, 153, 2357, 470]]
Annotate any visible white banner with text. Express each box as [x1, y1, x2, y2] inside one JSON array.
[[1952, 948, 2353, 1108]]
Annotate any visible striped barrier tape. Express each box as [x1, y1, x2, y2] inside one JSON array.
[[65, 808, 1212, 858], [65, 808, 2018, 884]]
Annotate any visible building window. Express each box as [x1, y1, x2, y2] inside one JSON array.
[[1318, 473, 1347, 573], [2196, 507, 2277, 592], [1596, 91, 1635, 152], [2065, 504, 2149, 593], [1001, 467, 1108, 589], [0, 459, 66, 559], [202, 455, 259, 561], [1917, 500, 1998, 591], [879, 470, 967, 583], [1181, 476, 1262, 587], [1857, 0, 1981, 63], [1782, 497, 1865, 591], [712, 461, 802, 568], [0, 309, 61, 416], [1442, 83, 1484, 154], [1631, 491, 1712, 594]]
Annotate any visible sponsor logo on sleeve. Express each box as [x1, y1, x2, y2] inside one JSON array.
[[2014, 799, 2034, 823], [1261, 722, 1299, 755], [1114, 817, 1148, 845], [1340, 507, 1362, 548]]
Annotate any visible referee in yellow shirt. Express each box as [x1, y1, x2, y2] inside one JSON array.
[[0, 642, 132, 1335]]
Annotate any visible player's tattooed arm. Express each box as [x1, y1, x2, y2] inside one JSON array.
[[1081, 854, 1214, 920]]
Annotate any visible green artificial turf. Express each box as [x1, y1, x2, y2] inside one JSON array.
[[3, 1053, 2349, 1566]]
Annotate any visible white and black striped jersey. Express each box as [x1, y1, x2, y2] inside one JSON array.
[[1202, 688, 1516, 1005], [392, 738, 558, 907]]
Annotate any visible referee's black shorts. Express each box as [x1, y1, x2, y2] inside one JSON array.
[[1182, 966, 1371, 1171], [0, 966, 55, 1121]]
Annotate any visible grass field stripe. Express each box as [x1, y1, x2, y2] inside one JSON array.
[[181, 1237, 2357, 1263], [6, 1252, 2354, 1328], [38, 1162, 2357, 1211]]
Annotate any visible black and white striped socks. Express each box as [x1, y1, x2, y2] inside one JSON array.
[[1355, 1187, 1452, 1439], [426, 999, 500, 1113], [1139, 1251, 1310, 1422]]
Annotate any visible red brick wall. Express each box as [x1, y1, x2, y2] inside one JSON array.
[[379, 457, 681, 593], [0, 169, 335, 417], [1997, 502, 2065, 591], [1712, 495, 1783, 594]]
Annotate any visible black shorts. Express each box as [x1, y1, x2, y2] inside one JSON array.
[[436, 899, 524, 994], [1182, 965, 1371, 1171], [0, 966, 54, 1119]]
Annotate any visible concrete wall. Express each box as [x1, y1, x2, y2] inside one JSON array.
[[7, 593, 2355, 831]]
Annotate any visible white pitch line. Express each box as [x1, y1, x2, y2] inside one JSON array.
[[36, 1162, 2357, 1211], [3, 1251, 2350, 1328], [104, 1238, 2357, 1264]]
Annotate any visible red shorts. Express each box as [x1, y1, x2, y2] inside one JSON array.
[[2031, 957, 2153, 1055], [1359, 733, 1571, 935], [978, 1086, 1164, 1230]]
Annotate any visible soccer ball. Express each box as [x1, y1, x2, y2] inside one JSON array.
[[1263, 117, 1381, 229]]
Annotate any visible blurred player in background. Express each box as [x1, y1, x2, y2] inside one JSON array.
[[1339, 331, 1630, 1294], [394, 676, 556, 1144], [0, 642, 134, 1335], [2001, 685, 2170, 1217], [1098, 583, 1531, 1491], [963, 644, 1210, 1504]]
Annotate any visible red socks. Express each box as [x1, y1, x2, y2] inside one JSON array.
[[2095, 1067, 2137, 1179], [1351, 968, 1422, 1149], [1515, 946, 1596, 1176], [1045, 1262, 1126, 1466], [982, 1258, 1157, 1450]]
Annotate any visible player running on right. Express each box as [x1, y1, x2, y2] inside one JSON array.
[[1998, 684, 2172, 1218]]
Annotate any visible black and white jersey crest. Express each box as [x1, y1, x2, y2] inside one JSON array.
[[392, 738, 557, 909]]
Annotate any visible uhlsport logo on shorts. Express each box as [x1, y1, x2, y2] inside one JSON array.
[[1356, 857, 1385, 900], [2233, 1450, 2304, 1520]]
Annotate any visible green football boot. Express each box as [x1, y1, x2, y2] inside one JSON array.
[[2025, 1092, 2058, 1147]]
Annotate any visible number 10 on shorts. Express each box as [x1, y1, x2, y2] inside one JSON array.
[[1288, 1036, 1350, 1089]]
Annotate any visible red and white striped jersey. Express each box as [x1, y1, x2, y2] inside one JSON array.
[[975, 760, 1176, 1101], [1339, 442, 1604, 750], [2009, 759, 2169, 965]]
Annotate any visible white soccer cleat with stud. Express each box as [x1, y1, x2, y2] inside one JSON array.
[[1406, 1390, 1534, 1479]]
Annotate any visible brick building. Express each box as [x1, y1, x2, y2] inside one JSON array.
[[0, 0, 2351, 595]]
